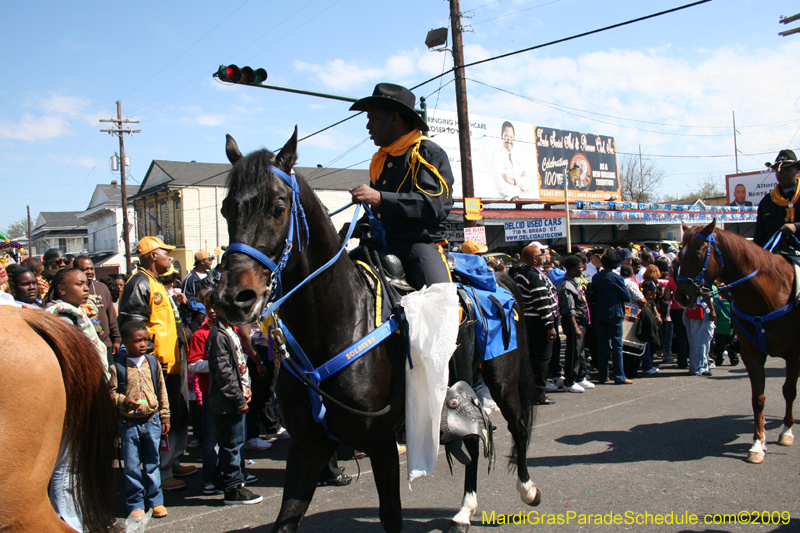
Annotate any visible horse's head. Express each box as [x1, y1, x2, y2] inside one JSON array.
[[216, 129, 299, 324], [673, 219, 721, 307]]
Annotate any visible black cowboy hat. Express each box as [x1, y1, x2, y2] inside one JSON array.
[[766, 149, 800, 171], [350, 83, 428, 132]]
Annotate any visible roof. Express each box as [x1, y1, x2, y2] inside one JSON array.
[[451, 208, 564, 220], [88, 183, 123, 208], [135, 160, 369, 198], [33, 211, 87, 231]]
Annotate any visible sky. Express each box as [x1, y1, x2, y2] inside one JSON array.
[[1, 0, 799, 233]]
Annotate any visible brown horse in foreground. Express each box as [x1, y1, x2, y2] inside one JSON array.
[[0, 306, 117, 532], [674, 220, 800, 463]]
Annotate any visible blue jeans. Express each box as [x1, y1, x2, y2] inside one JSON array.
[[50, 445, 83, 531], [202, 398, 219, 484], [642, 343, 656, 371], [683, 313, 713, 375], [595, 318, 626, 383], [119, 414, 163, 512], [214, 412, 246, 493], [660, 321, 674, 359]]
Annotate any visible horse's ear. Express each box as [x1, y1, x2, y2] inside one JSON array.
[[275, 126, 299, 171], [226, 134, 244, 165], [700, 218, 716, 237], [681, 221, 690, 233]]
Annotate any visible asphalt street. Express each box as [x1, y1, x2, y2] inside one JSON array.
[[115, 357, 800, 533]]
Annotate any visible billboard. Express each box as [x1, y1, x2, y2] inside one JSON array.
[[725, 170, 775, 207], [425, 110, 621, 203]]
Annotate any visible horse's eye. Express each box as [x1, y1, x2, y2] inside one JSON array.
[[273, 206, 286, 217]]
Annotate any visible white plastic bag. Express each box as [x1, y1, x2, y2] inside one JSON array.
[[401, 283, 460, 482], [125, 508, 152, 533]]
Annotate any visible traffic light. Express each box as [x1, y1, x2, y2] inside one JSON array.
[[215, 65, 267, 85]]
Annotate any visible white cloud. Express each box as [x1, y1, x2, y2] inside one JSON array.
[[195, 114, 227, 126], [0, 113, 72, 142], [294, 59, 384, 92], [40, 93, 91, 116], [47, 154, 99, 168]]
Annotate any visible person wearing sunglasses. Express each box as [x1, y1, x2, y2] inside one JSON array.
[[38, 248, 69, 296]]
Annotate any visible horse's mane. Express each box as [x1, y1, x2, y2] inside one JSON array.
[[708, 226, 793, 280]]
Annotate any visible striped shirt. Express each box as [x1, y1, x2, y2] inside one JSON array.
[[514, 265, 558, 329]]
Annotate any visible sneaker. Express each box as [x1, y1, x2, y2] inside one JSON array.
[[317, 474, 352, 487], [187, 438, 201, 449], [161, 477, 186, 492], [544, 380, 559, 393], [577, 379, 595, 390], [644, 367, 659, 375], [224, 485, 263, 505], [264, 427, 291, 440], [614, 379, 634, 385], [701, 370, 713, 376], [129, 509, 145, 520], [244, 437, 272, 451], [173, 464, 197, 478], [397, 443, 407, 455], [152, 505, 168, 518], [244, 473, 259, 485], [203, 483, 222, 495], [708, 361, 716, 369], [553, 377, 564, 389], [563, 382, 584, 393]]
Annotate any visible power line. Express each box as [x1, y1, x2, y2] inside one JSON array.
[[472, 0, 561, 25], [468, 78, 800, 136], [411, 0, 714, 91]]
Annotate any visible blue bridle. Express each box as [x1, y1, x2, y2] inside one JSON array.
[[226, 164, 310, 303], [676, 231, 727, 293]]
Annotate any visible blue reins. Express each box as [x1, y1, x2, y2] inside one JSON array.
[[678, 229, 799, 354]]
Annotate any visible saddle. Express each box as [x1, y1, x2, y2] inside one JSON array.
[[349, 225, 517, 468]]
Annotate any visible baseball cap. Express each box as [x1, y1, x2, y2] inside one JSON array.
[[135, 236, 175, 256], [163, 265, 179, 277], [194, 250, 211, 262], [461, 240, 488, 255], [528, 241, 549, 250]]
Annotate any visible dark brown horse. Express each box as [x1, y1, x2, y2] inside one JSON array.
[[0, 306, 117, 532], [674, 220, 799, 463], [216, 130, 540, 533]]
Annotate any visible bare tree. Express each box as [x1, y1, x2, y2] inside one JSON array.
[[619, 154, 667, 203], [661, 174, 725, 203], [2, 217, 28, 239]]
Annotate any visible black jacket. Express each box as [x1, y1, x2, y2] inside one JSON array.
[[207, 322, 247, 414], [367, 139, 454, 243], [754, 184, 800, 253]]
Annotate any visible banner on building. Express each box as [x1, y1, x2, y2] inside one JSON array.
[[725, 170, 775, 207], [503, 218, 566, 242], [426, 110, 621, 203]]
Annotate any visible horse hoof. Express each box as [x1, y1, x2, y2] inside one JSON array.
[[746, 452, 765, 464], [778, 434, 795, 446], [530, 487, 542, 507], [446, 521, 470, 533]]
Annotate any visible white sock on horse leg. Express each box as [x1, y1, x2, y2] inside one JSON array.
[[749, 438, 767, 455], [517, 479, 537, 505], [452, 491, 478, 524], [778, 425, 794, 444]]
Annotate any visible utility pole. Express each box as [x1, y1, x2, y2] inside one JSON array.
[[450, 0, 476, 228], [26, 205, 32, 256], [100, 101, 140, 274], [732, 111, 740, 174]]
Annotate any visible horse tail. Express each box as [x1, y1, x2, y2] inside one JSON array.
[[496, 272, 536, 470], [24, 310, 117, 533]]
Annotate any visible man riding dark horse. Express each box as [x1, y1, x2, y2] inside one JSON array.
[[754, 149, 800, 256], [344, 83, 455, 290]]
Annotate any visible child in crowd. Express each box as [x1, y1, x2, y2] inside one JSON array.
[[206, 292, 263, 505], [110, 321, 171, 519]]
